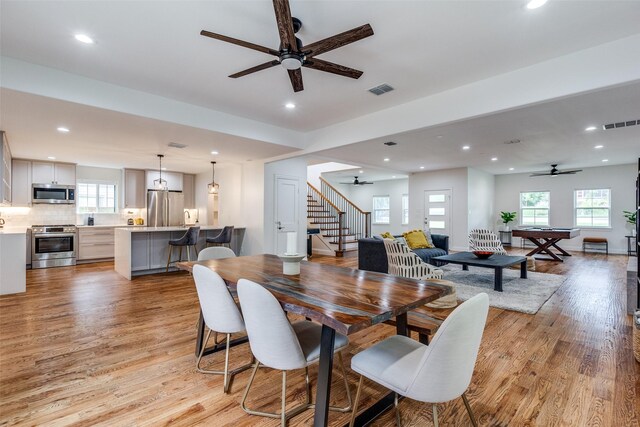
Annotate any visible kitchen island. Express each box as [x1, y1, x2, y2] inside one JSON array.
[[0, 227, 27, 295], [114, 225, 245, 280]]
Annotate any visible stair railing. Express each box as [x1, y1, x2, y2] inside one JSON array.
[[308, 182, 345, 254], [319, 177, 371, 240]]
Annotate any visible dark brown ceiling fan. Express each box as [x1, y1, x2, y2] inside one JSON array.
[[530, 164, 583, 177], [200, 0, 374, 92], [340, 176, 374, 185]]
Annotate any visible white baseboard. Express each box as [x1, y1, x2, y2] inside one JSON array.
[[312, 248, 335, 256]]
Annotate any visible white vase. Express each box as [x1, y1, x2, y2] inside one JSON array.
[[503, 224, 510, 232]]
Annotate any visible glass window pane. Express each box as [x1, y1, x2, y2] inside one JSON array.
[[429, 207, 445, 216], [430, 221, 445, 229], [429, 194, 445, 203]]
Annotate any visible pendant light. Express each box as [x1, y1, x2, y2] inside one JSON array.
[[208, 161, 219, 194], [154, 154, 168, 190]]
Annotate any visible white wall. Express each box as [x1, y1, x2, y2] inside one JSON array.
[[239, 162, 265, 256], [495, 163, 636, 254], [408, 168, 469, 251], [264, 157, 308, 255], [331, 178, 409, 236], [307, 162, 359, 190], [468, 168, 495, 233]]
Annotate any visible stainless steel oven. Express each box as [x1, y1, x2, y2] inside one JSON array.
[[32, 184, 75, 204], [31, 225, 77, 268]]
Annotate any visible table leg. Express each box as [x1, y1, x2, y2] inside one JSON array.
[[525, 238, 563, 261], [549, 239, 571, 256], [195, 310, 205, 357], [396, 312, 408, 336], [462, 264, 469, 271], [495, 267, 503, 292], [314, 325, 336, 427], [520, 260, 527, 279]]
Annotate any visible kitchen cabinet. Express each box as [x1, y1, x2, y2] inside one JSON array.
[[123, 169, 146, 209], [78, 227, 115, 260], [183, 173, 195, 209], [146, 170, 183, 191], [11, 160, 32, 206], [1, 131, 12, 205], [32, 161, 76, 185]]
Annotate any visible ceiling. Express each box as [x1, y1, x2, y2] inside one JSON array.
[[2, 1, 640, 132], [0, 89, 297, 173], [316, 81, 640, 175]]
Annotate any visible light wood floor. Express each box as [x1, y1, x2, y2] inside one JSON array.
[[0, 250, 638, 426]]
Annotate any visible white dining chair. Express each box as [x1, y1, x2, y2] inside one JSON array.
[[192, 265, 253, 393], [237, 279, 353, 426], [197, 246, 237, 261], [349, 293, 490, 427]]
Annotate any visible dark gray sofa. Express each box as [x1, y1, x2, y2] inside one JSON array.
[[358, 234, 449, 273]]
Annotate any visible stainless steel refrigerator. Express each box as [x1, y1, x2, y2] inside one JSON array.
[[147, 190, 185, 227]]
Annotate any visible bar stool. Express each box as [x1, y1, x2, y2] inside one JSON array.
[[206, 226, 234, 250], [166, 226, 200, 272]]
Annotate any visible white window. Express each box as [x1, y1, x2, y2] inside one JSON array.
[[402, 194, 409, 225], [520, 191, 550, 226], [77, 182, 117, 213], [575, 189, 610, 228], [373, 195, 390, 224]]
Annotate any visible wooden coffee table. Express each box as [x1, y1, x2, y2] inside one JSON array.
[[432, 252, 527, 292]]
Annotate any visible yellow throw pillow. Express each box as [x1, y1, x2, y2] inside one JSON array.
[[403, 229, 434, 249], [380, 231, 394, 239]]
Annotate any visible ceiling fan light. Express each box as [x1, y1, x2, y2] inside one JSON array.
[[281, 56, 302, 70]]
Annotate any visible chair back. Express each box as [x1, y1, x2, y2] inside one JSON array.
[[198, 246, 236, 261], [237, 279, 306, 371], [192, 265, 245, 334], [383, 238, 442, 280], [405, 293, 489, 402], [221, 225, 234, 243], [469, 228, 505, 254]]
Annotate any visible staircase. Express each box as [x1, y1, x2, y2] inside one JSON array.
[[307, 178, 371, 257]]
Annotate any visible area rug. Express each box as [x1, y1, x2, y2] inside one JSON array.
[[439, 265, 566, 314]]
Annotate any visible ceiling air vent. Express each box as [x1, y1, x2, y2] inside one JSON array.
[[368, 83, 394, 96], [384, 141, 397, 146], [503, 139, 521, 145], [602, 119, 638, 130], [168, 142, 188, 149]]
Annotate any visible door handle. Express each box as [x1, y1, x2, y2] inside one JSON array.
[[277, 221, 283, 230]]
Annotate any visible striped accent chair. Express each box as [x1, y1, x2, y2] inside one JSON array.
[[469, 228, 536, 271], [383, 239, 457, 308]]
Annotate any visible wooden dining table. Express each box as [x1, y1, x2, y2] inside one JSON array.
[[177, 254, 451, 427]]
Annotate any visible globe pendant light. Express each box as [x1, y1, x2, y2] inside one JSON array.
[[208, 161, 219, 194], [154, 154, 168, 190]]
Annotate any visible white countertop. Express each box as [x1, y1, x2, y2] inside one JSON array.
[[77, 224, 146, 228], [115, 225, 244, 233], [0, 227, 29, 235]]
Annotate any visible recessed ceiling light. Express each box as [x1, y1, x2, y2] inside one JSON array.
[[47, 156, 56, 160], [383, 158, 390, 162], [419, 166, 425, 169], [74, 34, 94, 44], [161, 167, 167, 170], [436, 135, 443, 139], [359, 170, 363, 174], [57, 127, 70, 133], [602, 159, 609, 162], [526, 0, 548, 10], [585, 126, 597, 132], [594, 145, 604, 149], [392, 176, 396, 178], [285, 103, 296, 109], [462, 145, 470, 150], [210, 151, 219, 155], [491, 157, 498, 161], [509, 167, 515, 171]]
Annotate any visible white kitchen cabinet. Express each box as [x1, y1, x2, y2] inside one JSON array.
[[78, 227, 115, 260], [146, 170, 183, 191], [131, 233, 150, 271], [11, 160, 32, 206], [123, 169, 146, 209], [183, 173, 195, 209], [31, 161, 76, 185], [1, 131, 12, 205], [0, 230, 26, 295]]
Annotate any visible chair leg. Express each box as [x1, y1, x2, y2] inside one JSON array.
[[333, 351, 353, 412], [432, 403, 439, 427], [281, 371, 287, 427], [166, 245, 173, 272], [349, 375, 364, 427], [461, 393, 478, 427], [193, 245, 199, 258], [186, 245, 191, 262], [223, 333, 231, 393], [394, 392, 402, 427], [179, 246, 183, 262], [196, 331, 253, 394]]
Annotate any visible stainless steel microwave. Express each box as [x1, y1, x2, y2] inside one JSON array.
[[32, 184, 75, 204]]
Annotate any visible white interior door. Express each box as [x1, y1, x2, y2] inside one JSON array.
[[424, 190, 452, 236], [275, 176, 300, 255]]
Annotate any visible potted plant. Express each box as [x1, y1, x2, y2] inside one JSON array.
[[623, 210, 637, 236], [500, 211, 517, 231]]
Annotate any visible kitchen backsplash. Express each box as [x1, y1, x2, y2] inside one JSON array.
[[0, 205, 146, 227]]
